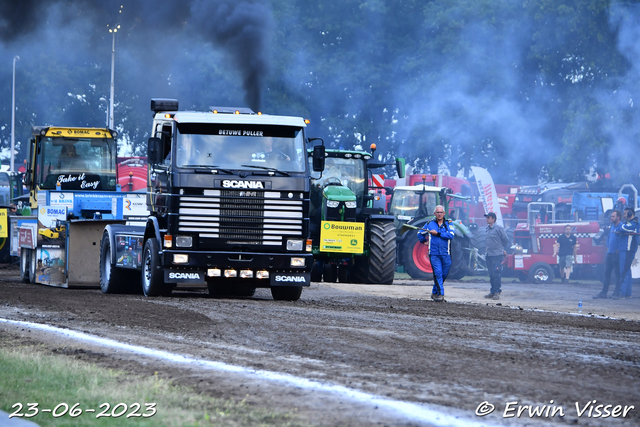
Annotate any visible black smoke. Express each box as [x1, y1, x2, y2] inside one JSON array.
[[0, 0, 273, 111]]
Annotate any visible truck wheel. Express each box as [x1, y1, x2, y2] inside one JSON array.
[[528, 262, 554, 284], [353, 221, 396, 284], [271, 286, 302, 301], [310, 261, 323, 282], [401, 231, 432, 279], [20, 249, 30, 283], [142, 238, 170, 297], [99, 232, 124, 294], [323, 264, 338, 282], [29, 249, 37, 284], [338, 265, 350, 283]]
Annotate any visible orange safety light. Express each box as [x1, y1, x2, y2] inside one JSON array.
[[432, 174, 437, 182], [234, 110, 240, 115], [213, 109, 218, 114], [258, 111, 262, 115], [370, 143, 377, 151], [304, 119, 310, 124]]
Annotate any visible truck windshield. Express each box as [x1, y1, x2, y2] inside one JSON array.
[[38, 136, 117, 190], [175, 123, 306, 173], [390, 190, 438, 218]]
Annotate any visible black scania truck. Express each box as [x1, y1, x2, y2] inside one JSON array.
[[99, 99, 325, 300]]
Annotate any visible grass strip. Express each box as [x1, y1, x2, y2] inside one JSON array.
[[0, 336, 303, 427]]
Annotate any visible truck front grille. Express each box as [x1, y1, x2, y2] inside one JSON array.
[[178, 190, 304, 246]]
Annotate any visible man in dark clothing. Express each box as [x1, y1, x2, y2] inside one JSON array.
[[613, 207, 639, 299], [483, 212, 509, 300], [554, 224, 577, 283], [593, 210, 622, 299]]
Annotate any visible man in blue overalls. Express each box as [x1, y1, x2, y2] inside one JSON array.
[[417, 205, 456, 302]]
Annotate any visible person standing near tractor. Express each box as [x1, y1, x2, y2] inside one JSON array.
[[554, 224, 577, 283], [613, 207, 639, 299], [417, 205, 455, 302], [484, 212, 509, 300], [593, 210, 622, 299]]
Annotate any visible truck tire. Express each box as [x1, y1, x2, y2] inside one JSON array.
[[310, 261, 323, 282], [401, 231, 432, 279], [20, 249, 30, 283], [271, 286, 302, 301], [29, 249, 37, 284], [142, 238, 171, 297], [353, 221, 396, 284], [99, 231, 141, 294], [528, 262, 554, 284], [323, 263, 337, 282]]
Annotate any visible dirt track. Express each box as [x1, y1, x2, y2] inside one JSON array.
[[1, 265, 639, 426]]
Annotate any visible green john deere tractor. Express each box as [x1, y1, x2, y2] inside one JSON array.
[[308, 144, 405, 284], [389, 180, 477, 280]]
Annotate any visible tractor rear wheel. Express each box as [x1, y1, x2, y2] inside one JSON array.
[[353, 221, 396, 284], [401, 230, 432, 279], [447, 237, 467, 280]]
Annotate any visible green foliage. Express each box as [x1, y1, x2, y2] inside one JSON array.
[[0, 0, 636, 185]]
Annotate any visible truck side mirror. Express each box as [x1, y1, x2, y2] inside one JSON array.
[[396, 157, 406, 179], [147, 137, 163, 165], [312, 145, 325, 172]]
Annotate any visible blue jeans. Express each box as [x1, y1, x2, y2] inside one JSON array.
[[486, 255, 504, 294], [619, 250, 635, 297], [429, 254, 451, 296]]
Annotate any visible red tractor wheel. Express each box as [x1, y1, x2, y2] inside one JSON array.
[[402, 231, 433, 279]]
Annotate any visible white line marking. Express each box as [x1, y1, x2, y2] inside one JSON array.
[[0, 318, 496, 427]]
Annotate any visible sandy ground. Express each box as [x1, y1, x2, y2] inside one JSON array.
[[328, 274, 640, 321], [0, 265, 638, 426]]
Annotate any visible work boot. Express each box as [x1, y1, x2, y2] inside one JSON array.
[[492, 292, 501, 300], [592, 292, 607, 299], [434, 294, 445, 302], [561, 278, 567, 283], [430, 294, 437, 300], [611, 293, 622, 300], [484, 293, 495, 299]]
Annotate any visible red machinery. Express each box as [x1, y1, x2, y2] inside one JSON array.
[[506, 203, 605, 283], [117, 157, 148, 192]]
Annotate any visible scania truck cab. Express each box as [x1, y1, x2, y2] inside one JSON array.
[[99, 99, 324, 300]]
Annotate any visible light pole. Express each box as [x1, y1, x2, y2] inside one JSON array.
[[11, 55, 19, 172], [107, 5, 123, 130], [107, 25, 119, 129], [99, 97, 109, 127]]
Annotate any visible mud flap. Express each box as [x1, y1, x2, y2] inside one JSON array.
[[270, 272, 310, 287]]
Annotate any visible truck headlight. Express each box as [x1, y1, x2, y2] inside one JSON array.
[[345, 201, 357, 208], [326, 200, 339, 208], [173, 254, 189, 264], [287, 239, 303, 251], [175, 236, 192, 248], [290, 257, 305, 267]]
